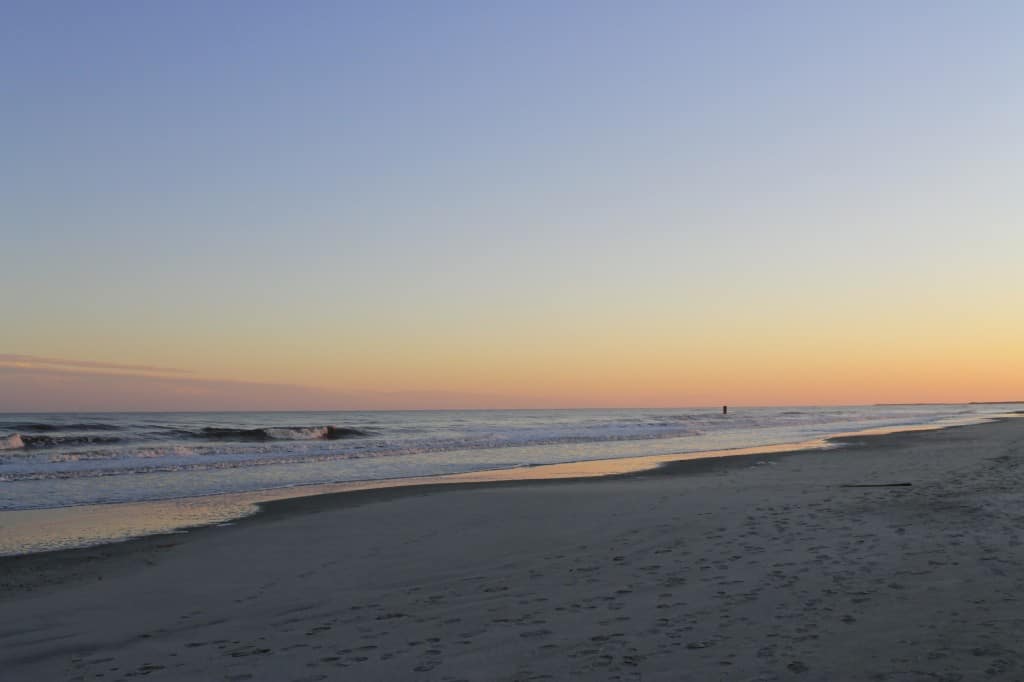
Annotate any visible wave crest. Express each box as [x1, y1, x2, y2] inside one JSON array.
[[0, 434, 25, 450], [199, 426, 367, 442], [21, 434, 125, 448]]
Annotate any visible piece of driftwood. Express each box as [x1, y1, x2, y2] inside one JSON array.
[[839, 482, 912, 487]]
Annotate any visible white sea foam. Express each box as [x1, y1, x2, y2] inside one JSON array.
[[264, 427, 330, 440], [0, 434, 24, 450]]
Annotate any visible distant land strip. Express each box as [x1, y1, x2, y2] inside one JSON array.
[[873, 401, 1024, 406]]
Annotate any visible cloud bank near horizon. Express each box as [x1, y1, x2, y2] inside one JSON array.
[[0, 354, 191, 375], [0, 364, 531, 412]]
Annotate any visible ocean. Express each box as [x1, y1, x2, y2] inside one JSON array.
[[1, 404, 1016, 515], [2, 404, 1020, 555]]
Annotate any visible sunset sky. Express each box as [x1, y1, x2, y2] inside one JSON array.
[[3, 2, 1022, 411]]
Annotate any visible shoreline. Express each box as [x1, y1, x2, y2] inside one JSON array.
[[0, 412, 1013, 559], [5, 416, 1024, 679], [0, 415, 1014, 590]]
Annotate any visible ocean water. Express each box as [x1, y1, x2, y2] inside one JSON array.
[[1, 404, 1017, 514]]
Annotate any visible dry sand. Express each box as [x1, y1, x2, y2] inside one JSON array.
[[2, 417, 1024, 681]]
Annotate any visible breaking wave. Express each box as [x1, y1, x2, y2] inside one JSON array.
[[0, 434, 24, 450], [198, 426, 368, 442], [20, 434, 126, 448], [0, 425, 369, 451]]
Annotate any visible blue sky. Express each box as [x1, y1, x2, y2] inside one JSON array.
[[3, 1, 1022, 409]]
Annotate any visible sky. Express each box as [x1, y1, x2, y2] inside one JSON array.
[[2, 1, 1022, 411]]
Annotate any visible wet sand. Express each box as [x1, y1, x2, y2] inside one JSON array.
[[3, 417, 1024, 680]]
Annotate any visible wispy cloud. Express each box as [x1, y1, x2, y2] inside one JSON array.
[[0, 354, 191, 375], [0, 363, 531, 412]]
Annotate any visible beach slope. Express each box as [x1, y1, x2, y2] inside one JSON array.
[[3, 418, 1024, 680]]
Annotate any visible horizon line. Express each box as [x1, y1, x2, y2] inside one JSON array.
[[3, 401, 1022, 416]]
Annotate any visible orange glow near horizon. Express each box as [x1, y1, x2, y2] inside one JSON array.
[[4, 318, 1022, 412], [7, 270, 1024, 410]]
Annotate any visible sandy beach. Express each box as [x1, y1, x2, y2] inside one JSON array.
[[3, 417, 1024, 681]]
